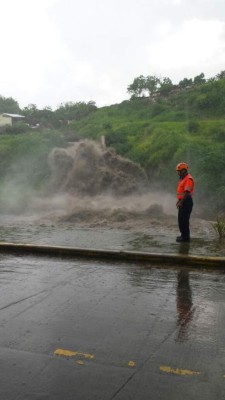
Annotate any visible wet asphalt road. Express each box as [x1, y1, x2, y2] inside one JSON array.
[[1, 254, 225, 399]]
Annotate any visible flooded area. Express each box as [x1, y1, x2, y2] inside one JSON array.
[[0, 211, 223, 258], [1, 254, 225, 399]]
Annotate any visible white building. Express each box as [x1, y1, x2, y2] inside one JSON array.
[[0, 113, 25, 127]]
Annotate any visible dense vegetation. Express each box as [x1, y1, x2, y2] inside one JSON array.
[[0, 70, 225, 216]]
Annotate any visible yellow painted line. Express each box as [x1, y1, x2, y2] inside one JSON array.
[[160, 365, 200, 376], [54, 349, 76, 357], [76, 360, 85, 365], [128, 361, 136, 367], [54, 348, 95, 360]]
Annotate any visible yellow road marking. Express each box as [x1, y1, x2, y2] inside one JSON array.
[[76, 360, 85, 365], [54, 351, 202, 376], [160, 365, 200, 376], [54, 349, 95, 360], [128, 361, 136, 367]]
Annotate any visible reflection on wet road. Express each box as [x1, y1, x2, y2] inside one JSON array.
[[1, 255, 225, 399], [176, 270, 194, 342]]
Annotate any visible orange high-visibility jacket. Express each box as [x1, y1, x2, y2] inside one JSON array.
[[177, 173, 194, 200]]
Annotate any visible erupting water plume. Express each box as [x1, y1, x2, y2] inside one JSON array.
[[33, 139, 177, 227], [48, 140, 148, 196]]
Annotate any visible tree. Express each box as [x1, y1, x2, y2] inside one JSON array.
[[158, 77, 174, 96], [23, 104, 56, 128], [55, 101, 97, 122], [178, 78, 193, 88], [127, 75, 160, 98], [23, 104, 39, 125], [216, 70, 225, 80], [0, 95, 20, 114], [23, 104, 38, 113], [145, 75, 160, 96], [193, 73, 206, 85], [127, 75, 147, 97], [207, 77, 216, 83]]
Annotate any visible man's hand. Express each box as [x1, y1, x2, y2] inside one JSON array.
[[176, 191, 189, 208], [176, 200, 183, 208]]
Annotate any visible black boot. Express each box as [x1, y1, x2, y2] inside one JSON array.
[[176, 236, 190, 242]]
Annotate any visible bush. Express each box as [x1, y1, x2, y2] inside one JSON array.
[[212, 127, 225, 142], [187, 120, 200, 133], [151, 103, 166, 117], [1, 123, 30, 135], [212, 216, 225, 239]]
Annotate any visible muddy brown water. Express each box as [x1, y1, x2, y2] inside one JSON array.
[[48, 140, 148, 196]]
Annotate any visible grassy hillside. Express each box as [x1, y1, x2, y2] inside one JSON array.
[[66, 81, 225, 212]]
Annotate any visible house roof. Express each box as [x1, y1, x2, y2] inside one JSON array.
[[2, 113, 25, 118]]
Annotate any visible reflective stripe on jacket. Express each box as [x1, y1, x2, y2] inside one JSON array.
[[177, 173, 194, 199]]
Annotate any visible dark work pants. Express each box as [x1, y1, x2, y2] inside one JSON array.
[[178, 196, 193, 239]]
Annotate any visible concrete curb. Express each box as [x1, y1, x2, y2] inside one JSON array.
[[0, 242, 224, 268]]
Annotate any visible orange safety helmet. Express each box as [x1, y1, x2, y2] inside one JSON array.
[[176, 162, 189, 171]]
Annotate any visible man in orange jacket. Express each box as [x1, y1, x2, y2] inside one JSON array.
[[176, 162, 194, 242]]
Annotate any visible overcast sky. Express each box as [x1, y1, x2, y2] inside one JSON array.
[[1, 0, 225, 109]]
